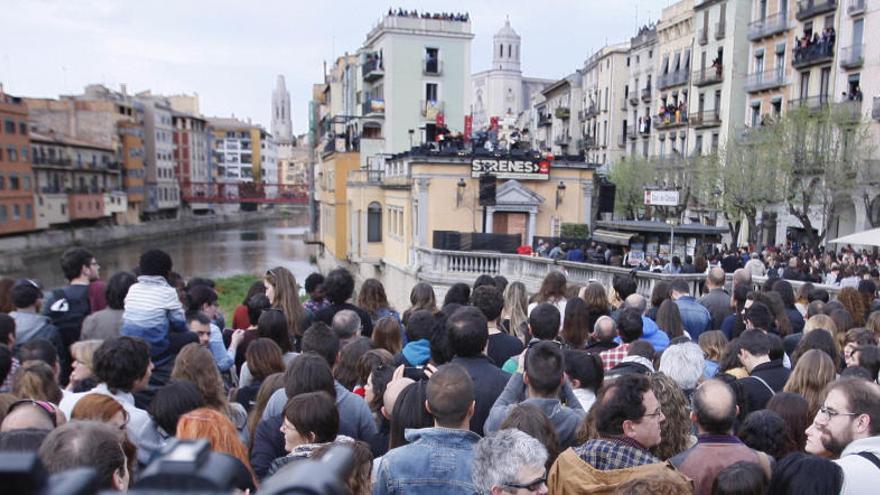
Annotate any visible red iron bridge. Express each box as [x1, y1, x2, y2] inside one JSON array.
[[180, 182, 309, 204]]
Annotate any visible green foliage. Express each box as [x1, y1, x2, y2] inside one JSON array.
[[215, 274, 261, 319], [609, 156, 652, 220], [561, 223, 589, 239]]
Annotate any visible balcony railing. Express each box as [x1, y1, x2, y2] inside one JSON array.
[[583, 103, 598, 119], [839, 44, 864, 69], [689, 110, 722, 128], [657, 70, 689, 90], [555, 107, 570, 119], [537, 112, 552, 127], [363, 56, 384, 81], [834, 101, 863, 122], [796, 0, 838, 21], [744, 69, 788, 92], [693, 65, 723, 86], [653, 112, 689, 130], [554, 134, 571, 145], [874, 97, 880, 121], [788, 94, 831, 112], [641, 87, 652, 103], [793, 41, 835, 69], [629, 93, 640, 106], [848, 0, 866, 15], [423, 59, 442, 76], [421, 100, 444, 117], [583, 136, 597, 149], [362, 99, 385, 116], [747, 12, 789, 41], [715, 21, 726, 39], [697, 28, 708, 46]]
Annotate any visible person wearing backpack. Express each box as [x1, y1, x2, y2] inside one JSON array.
[[43, 247, 98, 383], [9, 279, 64, 358]]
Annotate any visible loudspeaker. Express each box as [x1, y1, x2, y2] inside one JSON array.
[[479, 174, 496, 206], [598, 182, 616, 214]]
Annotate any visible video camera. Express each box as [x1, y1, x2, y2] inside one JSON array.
[[0, 439, 355, 495]]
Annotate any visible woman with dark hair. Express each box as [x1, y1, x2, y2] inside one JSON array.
[[402, 283, 438, 325], [233, 338, 285, 413], [239, 309, 298, 387], [564, 350, 603, 411], [711, 461, 768, 495], [357, 278, 400, 325], [647, 281, 671, 321], [499, 402, 561, 470], [751, 291, 793, 337], [528, 271, 568, 326], [302, 273, 330, 315], [791, 328, 841, 371], [0, 277, 14, 313], [442, 282, 471, 307], [388, 380, 433, 449], [82, 271, 137, 340], [772, 279, 805, 334], [795, 282, 815, 317], [372, 316, 403, 355], [247, 373, 285, 452], [655, 299, 686, 339], [838, 287, 867, 327], [232, 281, 265, 330], [264, 266, 308, 343], [269, 391, 346, 475], [766, 452, 843, 495], [766, 392, 810, 453], [561, 297, 590, 349], [229, 294, 272, 371], [721, 284, 751, 339], [829, 308, 856, 351], [187, 285, 243, 373], [334, 337, 373, 391], [738, 410, 797, 461], [148, 379, 207, 442]]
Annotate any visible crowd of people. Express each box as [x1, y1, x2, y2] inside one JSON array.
[[0, 245, 879, 493], [793, 27, 836, 65], [387, 8, 469, 22]]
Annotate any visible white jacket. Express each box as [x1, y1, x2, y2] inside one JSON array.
[[835, 435, 880, 495]]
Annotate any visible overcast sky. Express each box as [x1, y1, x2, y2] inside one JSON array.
[[1, 0, 673, 135]]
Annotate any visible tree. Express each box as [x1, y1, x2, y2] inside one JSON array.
[[608, 156, 652, 220]]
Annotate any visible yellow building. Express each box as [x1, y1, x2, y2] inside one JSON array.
[[316, 150, 361, 260]]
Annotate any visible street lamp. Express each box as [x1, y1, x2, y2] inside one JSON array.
[[456, 178, 467, 207], [555, 181, 567, 209]]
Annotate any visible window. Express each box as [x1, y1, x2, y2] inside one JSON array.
[[9, 175, 18, 190], [18, 122, 27, 135], [0, 176, 4, 190], [21, 146, 28, 161], [25, 204, 32, 219], [0, 205, 6, 223], [7, 146, 17, 161], [4, 120, 15, 134], [425, 47, 439, 74], [750, 102, 761, 127], [13, 204, 20, 221], [23, 176, 30, 191], [367, 202, 382, 242], [425, 82, 438, 102]]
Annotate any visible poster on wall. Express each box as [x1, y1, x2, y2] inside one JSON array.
[[470, 158, 551, 180]]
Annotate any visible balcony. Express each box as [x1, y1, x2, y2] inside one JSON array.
[[745, 69, 788, 92], [421, 100, 444, 118], [796, 0, 838, 21], [641, 87, 652, 103], [657, 70, 689, 90], [362, 99, 385, 116], [555, 107, 570, 119], [748, 12, 789, 41], [423, 59, 442, 76], [583, 103, 598, 119], [537, 112, 552, 127], [363, 56, 384, 81], [554, 134, 571, 145], [715, 21, 726, 40], [583, 136, 598, 149], [839, 44, 864, 69], [693, 66, 723, 86], [793, 41, 835, 69], [697, 28, 708, 46], [848, 0, 866, 15], [653, 112, 688, 130], [629, 93, 640, 106], [874, 97, 880, 121], [690, 110, 722, 129], [627, 128, 638, 140], [834, 101, 863, 122], [788, 94, 831, 112]]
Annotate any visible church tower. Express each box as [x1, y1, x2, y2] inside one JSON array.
[[271, 75, 293, 145], [492, 17, 521, 73]]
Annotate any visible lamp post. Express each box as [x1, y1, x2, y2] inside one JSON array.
[[555, 181, 567, 209], [456, 178, 466, 207]]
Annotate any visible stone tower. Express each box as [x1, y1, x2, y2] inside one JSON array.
[[271, 75, 293, 145]]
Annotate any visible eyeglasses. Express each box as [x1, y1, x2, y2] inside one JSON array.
[[503, 474, 547, 492], [7, 399, 58, 427], [817, 406, 861, 421], [643, 407, 665, 420]]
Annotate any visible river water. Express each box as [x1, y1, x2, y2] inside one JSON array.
[[9, 214, 317, 289]]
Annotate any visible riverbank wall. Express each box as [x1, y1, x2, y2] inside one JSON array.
[[0, 206, 307, 273]]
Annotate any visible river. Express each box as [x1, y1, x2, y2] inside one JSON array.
[[8, 214, 317, 289]]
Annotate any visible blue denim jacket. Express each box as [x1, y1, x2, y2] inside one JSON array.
[[374, 427, 480, 495], [675, 296, 712, 341]]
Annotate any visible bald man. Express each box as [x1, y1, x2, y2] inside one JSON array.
[[382, 377, 415, 420], [699, 267, 731, 330], [586, 316, 618, 353], [671, 380, 771, 495], [623, 294, 669, 352]]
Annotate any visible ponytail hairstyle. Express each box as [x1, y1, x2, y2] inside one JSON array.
[[13, 360, 62, 404]]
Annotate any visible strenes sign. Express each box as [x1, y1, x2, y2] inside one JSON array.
[[644, 190, 680, 206], [471, 158, 551, 181]]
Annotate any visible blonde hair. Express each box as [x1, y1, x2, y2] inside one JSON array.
[[698, 330, 728, 362], [70, 339, 103, 371], [783, 349, 836, 419], [804, 314, 837, 334], [502, 281, 530, 341], [13, 361, 62, 404]]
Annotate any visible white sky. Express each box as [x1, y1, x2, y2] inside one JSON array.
[[0, 0, 673, 135]]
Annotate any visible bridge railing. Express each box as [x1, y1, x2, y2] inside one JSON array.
[[412, 247, 842, 299]]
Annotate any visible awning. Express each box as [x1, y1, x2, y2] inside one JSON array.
[[592, 229, 636, 246], [829, 227, 880, 246]]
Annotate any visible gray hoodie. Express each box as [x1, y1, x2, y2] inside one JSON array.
[[10, 310, 61, 349]]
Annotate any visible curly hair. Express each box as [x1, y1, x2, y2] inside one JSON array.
[[738, 409, 797, 461], [838, 287, 867, 327], [594, 374, 650, 436], [650, 372, 694, 460]]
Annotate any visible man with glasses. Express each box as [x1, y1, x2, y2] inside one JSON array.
[[671, 379, 772, 495], [472, 428, 549, 495], [817, 377, 880, 494]]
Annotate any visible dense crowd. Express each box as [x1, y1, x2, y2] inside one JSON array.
[[0, 246, 879, 494]]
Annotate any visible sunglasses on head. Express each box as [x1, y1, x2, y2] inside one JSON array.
[[8, 399, 58, 427]]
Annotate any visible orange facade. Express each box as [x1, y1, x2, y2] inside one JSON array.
[[0, 92, 36, 234]]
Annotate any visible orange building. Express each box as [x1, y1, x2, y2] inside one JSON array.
[[0, 88, 36, 235]]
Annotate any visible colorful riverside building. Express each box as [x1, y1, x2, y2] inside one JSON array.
[[0, 87, 36, 235]]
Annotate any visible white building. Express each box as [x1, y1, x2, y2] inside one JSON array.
[[581, 42, 631, 170], [470, 19, 554, 132], [136, 92, 180, 216], [533, 73, 582, 156], [624, 25, 658, 160], [208, 117, 257, 184], [271, 75, 294, 145]]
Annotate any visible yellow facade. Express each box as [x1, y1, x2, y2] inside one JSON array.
[[251, 128, 262, 182], [317, 151, 361, 259]]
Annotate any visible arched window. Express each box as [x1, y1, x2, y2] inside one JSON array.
[[499, 44, 503, 57], [508, 44, 512, 58], [367, 202, 382, 242]]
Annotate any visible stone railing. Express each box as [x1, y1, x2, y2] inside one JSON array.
[[411, 247, 843, 299]]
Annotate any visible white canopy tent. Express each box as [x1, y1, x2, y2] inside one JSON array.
[[829, 227, 880, 247]]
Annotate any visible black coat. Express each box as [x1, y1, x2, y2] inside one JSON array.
[[736, 359, 791, 413], [451, 355, 511, 436]]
